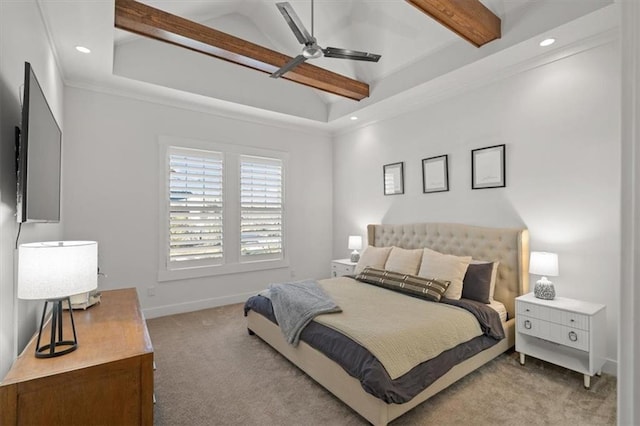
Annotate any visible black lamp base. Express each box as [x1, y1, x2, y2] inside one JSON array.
[[35, 297, 78, 358]]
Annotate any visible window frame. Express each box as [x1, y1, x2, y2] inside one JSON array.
[[158, 136, 289, 282]]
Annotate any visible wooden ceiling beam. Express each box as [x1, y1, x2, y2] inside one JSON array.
[[405, 0, 501, 47], [114, 0, 369, 101]]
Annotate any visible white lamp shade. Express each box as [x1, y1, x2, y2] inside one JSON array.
[[18, 241, 98, 300], [348, 235, 362, 250], [529, 251, 559, 277]]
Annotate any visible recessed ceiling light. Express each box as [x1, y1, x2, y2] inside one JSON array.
[[350, 116, 358, 121], [75, 46, 91, 54], [539, 38, 555, 47]]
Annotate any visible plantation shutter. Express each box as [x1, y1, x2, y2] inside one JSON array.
[[240, 155, 283, 259], [168, 147, 224, 266]]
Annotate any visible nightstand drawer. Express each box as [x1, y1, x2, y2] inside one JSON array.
[[517, 316, 589, 351], [517, 301, 589, 330], [331, 261, 356, 277]]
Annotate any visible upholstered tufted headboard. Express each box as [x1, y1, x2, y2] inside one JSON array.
[[367, 223, 529, 319]]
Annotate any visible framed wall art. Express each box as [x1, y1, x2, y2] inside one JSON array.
[[383, 162, 404, 195], [422, 155, 449, 193], [471, 144, 506, 189]]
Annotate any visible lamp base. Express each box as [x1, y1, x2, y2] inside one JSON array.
[[35, 298, 78, 358], [350, 251, 360, 263], [534, 280, 556, 300]]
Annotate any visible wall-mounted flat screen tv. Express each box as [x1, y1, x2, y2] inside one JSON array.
[[16, 61, 62, 223]]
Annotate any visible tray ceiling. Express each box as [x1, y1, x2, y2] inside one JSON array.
[[37, 0, 614, 131]]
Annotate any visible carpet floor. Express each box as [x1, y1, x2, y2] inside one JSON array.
[[147, 303, 616, 425]]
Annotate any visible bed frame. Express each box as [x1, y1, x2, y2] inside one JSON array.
[[247, 223, 529, 425]]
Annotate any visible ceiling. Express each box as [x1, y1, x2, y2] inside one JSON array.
[[37, 0, 616, 133]]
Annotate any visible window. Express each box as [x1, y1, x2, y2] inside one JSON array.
[[168, 147, 224, 267], [159, 137, 288, 281], [240, 156, 283, 260]]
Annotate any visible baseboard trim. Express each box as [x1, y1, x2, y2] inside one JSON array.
[[143, 291, 256, 319]]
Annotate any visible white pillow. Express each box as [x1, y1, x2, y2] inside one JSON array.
[[384, 247, 423, 275], [418, 248, 472, 300], [354, 246, 392, 274], [471, 260, 500, 301]]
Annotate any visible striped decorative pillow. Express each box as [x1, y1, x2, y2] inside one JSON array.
[[355, 267, 450, 302]]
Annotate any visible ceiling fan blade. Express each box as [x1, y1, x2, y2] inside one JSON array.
[[323, 47, 381, 62], [270, 55, 308, 78], [276, 2, 314, 45]]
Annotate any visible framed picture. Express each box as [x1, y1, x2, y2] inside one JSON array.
[[422, 155, 449, 193], [471, 144, 506, 189], [383, 162, 404, 195]]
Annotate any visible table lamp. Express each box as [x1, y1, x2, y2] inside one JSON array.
[[529, 251, 559, 300], [348, 236, 362, 263], [18, 241, 98, 358]]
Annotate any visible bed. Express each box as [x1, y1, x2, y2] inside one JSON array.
[[245, 222, 529, 425]]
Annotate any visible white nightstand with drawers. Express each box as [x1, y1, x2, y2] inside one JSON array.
[[515, 293, 606, 389], [331, 259, 357, 277]]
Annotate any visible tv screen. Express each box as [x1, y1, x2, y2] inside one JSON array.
[[17, 62, 62, 223]]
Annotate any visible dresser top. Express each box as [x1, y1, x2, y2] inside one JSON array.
[[516, 292, 606, 315], [1, 288, 153, 385]]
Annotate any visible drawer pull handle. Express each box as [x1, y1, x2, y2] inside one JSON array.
[[568, 331, 578, 342], [570, 319, 575, 322], [525, 309, 530, 312], [524, 320, 532, 330]]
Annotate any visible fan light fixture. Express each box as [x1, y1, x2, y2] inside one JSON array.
[[75, 45, 91, 53], [303, 44, 323, 59]]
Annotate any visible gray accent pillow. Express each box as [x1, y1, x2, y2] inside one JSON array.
[[355, 267, 450, 302], [462, 262, 494, 304]]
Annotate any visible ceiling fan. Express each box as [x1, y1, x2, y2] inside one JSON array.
[[271, 0, 381, 78]]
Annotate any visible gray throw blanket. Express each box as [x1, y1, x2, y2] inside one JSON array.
[[266, 280, 342, 346]]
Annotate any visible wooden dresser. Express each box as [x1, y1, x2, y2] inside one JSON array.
[[0, 288, 154, 425]]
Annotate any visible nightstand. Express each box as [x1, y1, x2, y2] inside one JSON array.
[[515, 293, 606, 389], [331, 259, 357, 277]]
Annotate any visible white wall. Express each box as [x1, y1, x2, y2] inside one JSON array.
[[62, 87, 333, 317], [333, 41, 620, 371], [0, 0, 64, 377]]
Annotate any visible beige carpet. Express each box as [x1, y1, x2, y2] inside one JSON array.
[[147, 303, 616, 425]]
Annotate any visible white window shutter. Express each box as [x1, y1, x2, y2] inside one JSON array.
[[240, 155, 283, 259], [168, 147, 224, 266]]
